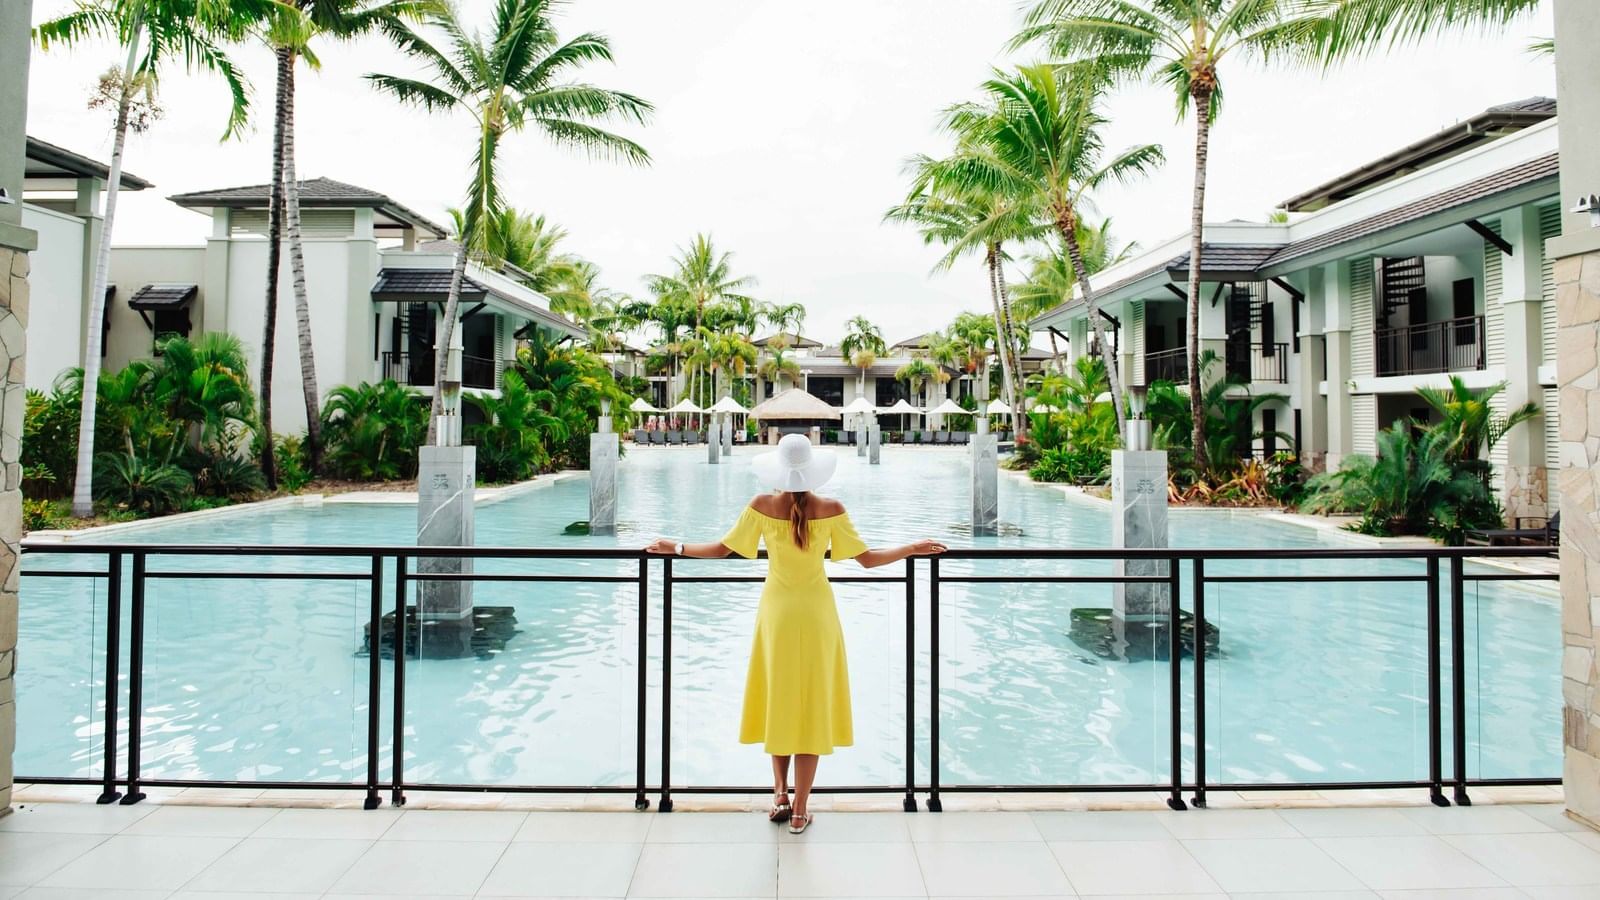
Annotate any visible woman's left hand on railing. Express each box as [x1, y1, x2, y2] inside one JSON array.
[[644, 538, 679, 555]]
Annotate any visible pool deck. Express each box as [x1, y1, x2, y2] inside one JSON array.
[[3, 786, 1598, 897]]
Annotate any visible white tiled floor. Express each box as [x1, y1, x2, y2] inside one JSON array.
[[1, 800, 1598, 898]]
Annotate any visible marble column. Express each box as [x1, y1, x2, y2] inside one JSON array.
[[856, 419, 866, 457], [0, 0, 35, 817], [971, 431, 998, 535], [868, 420, 881, 465], [589, 431, 617, 536], [721, 417, 732, 457], [1111, 449, 1170, 624], [417, 445, 475, 624], [706, 415, 720, 464]]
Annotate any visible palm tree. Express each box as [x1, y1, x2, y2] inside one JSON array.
[[931, 64, 1163, 436], [1309, 0, 1539, 56], [1012, 219, 1134, 366], [1014, 3, 1321, 471], [895, 357, 938, 411], [1415, 376, 1540, 484], [36, 0, 268, 517], [255, 1, 428, 488], [646, 235, 757, 412], [369, 0, 651, 445], [840, 315, 886, 400], [884, 166, 1042, 435]]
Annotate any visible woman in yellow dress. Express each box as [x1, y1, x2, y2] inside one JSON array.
[[647, 433, 945, 833]]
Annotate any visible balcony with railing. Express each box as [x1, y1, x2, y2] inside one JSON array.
[[382, 350, 498, 390], [1225, 341, 1290, 385], [1375, 314, 1486, 377], [1143, 347, 1187, 385]]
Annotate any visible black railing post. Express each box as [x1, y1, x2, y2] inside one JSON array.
[[1191, 557, 1206, 809], [98, 552, 123, 805], [927, 556, 942, 812], [903, 557, 917, 813], [365, 553, 384, 810], [1426, 557, 1447, 806], [120, 552, 147, 805], [1450, 554, 1471, 806], [635, 557, 650, 811], [391, 553, 408, 808], [1166, 554, 1187, 811], [659, 557, 674, 813]]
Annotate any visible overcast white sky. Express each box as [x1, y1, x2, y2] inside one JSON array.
[[25, 0, 1556, 346]]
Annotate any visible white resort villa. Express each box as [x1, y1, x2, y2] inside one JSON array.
[[1031, 98, 1564, 521]]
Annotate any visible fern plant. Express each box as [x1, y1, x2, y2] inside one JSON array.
[[1303, 421, 1499, 541], [93, 452, 194, 515]]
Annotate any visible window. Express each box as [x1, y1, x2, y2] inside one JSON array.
[[152, 307, 192, 349], [1453, 278, 1477, 346], [1261, 302, 1276, 356], [1263, 407, 1277, 457], [808, 376, 844, 407], [875, 378, 908, 407]]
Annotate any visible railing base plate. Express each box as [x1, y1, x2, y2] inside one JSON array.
[[95, 791, 121, 806], [658, 798, 674, 813], [363, 795, 382, 811], [1453, 790, 1472, 807], [1166, 797, 1188, 811], [902, 797, 918, 813], [1430, 791, 1449, 808], [119, 792, 145, 806]]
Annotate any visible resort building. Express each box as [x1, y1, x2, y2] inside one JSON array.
[[18, 136, 150, 391], [1031, 98, 1564, 519], [35, 174, 582, 433]]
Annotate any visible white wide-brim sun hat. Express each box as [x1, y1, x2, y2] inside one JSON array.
[[751, 433, 838, 493]]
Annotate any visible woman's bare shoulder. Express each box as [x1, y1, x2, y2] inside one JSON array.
[[747, 493, 782, 516], [812, 496, 846, 518]]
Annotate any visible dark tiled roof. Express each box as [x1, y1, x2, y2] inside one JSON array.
[[170, 177, 447, 236], [1264, 152, 1560, 268], [1166, 245, 1285, 274], [25, 136, 151, 189], [371, 268, 489, 299], [1489, 96, 1557, 115], [128, 283, 197, 309], [754, 332, 821, 348]]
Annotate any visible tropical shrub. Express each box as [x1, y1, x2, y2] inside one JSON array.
[[23, 378, 80, 498], [1303, 421, 1499, 541], [512, 330, 633, 469], [23, 498, 61, 531], [1265, 451, 1308, 506], [273, 435, 313, 493], [1147, 350, 1289, 487], [467, 372, 565, 483], [93, 452, 194, 516], [1030, 446, 1110, 484], [320, 380, 428, 481], [189, 451, 268, 499]]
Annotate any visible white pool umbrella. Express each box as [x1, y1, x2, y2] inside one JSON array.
[[1031, 403, 1059, 414], [842, 396, 875, 414], [927, 398, 967, 416], [708, 396, 749, 414], [985, 398, 1010, 415], [879, 399, 922, 417], [630, 397, 659, 412], [666, 398, 703, 414]]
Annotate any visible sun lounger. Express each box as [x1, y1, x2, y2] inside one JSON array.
[[650, 431, 666, 445], [933, 431, 950, 444], [953, 431, 969, 444], [666, 430, 682, 444], [634, 429, 648, 444], [1466, 512, 1559, 546]]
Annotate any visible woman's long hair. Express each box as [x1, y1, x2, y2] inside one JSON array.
[[787, 490, 810, 549]]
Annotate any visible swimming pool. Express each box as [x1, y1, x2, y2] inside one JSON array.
[[15, 446, 1561, 791]]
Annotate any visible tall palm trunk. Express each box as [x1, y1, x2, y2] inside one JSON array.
[[1187, 93, 1213, 474], [424, 242, 469, 445], [258, 47, 292, 490], [992, 256, 1027, 438], [984, 245, 1021, 436], [1056, 211, 1128, 434], [281, 50, 323, 473], [70, 19, 143, 517]]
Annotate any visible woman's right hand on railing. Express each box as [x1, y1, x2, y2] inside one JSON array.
[[908, 539, 947, 556]]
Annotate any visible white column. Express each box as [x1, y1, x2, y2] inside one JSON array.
[[1322, 261, 1354, 468], [1497, 204, 1549, 518]]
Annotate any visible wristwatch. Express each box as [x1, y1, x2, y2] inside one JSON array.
[[674, 541, 685, 557]]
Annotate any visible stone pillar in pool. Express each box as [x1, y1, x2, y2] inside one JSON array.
[[856, 418, 867, 457], [589, 399, 617, 536], [415, 324, 476, 657], [971, 378, 997, 534], [722, 416, 732, 456], [706, 414, 721, 464], [1106, 444, 1174, 661], [868, 419, 881, 465]]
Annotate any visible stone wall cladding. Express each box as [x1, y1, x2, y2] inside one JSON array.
[[1558, 250, 1600, 824], [1503, 464, 1549, 523], [0, 246, 24, 813]]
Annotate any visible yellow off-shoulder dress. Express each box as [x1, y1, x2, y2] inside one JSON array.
[[720, 505, 868, 756]]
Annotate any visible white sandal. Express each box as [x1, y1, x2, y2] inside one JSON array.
[[788, 812, 813, 834], [768, 797, 791, 823]]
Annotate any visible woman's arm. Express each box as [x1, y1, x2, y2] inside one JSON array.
[[853, 539, 946, 569], [645, 538, 734, 559]]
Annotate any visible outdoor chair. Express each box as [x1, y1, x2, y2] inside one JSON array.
[[954, 431, 969, 444], [842, 430, 854, 445], [650, 431, 666, 445], [933, 431, 949, 444], [633, 429, 648, 444], [910, 430, 923, 444], [1466, 511, 1560, 547], [666, 430, 682, 444]]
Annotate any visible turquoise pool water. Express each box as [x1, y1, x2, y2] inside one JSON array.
[[16, 446, 1560, 790]]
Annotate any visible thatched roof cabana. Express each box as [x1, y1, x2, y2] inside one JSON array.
[[751, 388, 841, 421]]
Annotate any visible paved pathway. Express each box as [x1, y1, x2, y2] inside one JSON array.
[[2, 800, 1599, 898]]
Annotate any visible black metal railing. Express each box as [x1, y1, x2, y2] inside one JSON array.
[[16, 542, 1557, 812], [381, 351, 497, 390], [1224, 341, 1290, 385], [1375, 314, 1486, 377], [1143, 348, 1186, 385]]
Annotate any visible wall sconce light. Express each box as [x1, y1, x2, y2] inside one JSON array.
[[1127, 384, 1149, 420], [1575, 194, 1600, 228]]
